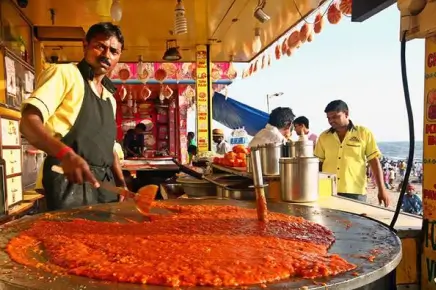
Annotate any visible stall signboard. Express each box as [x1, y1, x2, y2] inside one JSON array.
[[195, 45, 209, 152], [422, 36, 436, 289]]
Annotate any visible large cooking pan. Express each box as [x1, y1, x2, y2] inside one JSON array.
[[0, 200, 402, 290]]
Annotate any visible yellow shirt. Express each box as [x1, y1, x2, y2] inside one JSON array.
[[23, 63, 118, 190], [314, 125, 381, 195]]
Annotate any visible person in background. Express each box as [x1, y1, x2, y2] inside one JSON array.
[[314, 100, 390, 206], [401, 184, 423, 215], [187, 132, 196, 162], [293, 116, 317, 147], [113, 141, 124, 161], [213, 128, 231, 155], [123, 123, 146, 157], [249, 107, 295, 147], [388, 167, 396, 188], [19, 22, 126, 211], [187, 144, 198, 164]]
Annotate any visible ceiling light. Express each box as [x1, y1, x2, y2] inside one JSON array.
[[110, 0, 122, 22], [252, 28, 262, 54], [163, 40, 182, 61], [174, 0, 188, 35], [254, 0, 270, 23]]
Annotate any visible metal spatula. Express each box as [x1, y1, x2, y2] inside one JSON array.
[[51, 165, 157, 215]]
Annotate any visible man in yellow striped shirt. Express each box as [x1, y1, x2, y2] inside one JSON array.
[[314, 100, 390, 206]]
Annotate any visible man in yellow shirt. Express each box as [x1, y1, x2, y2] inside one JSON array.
[[19, 22, 126, 210], [314, 100, 390, 206]]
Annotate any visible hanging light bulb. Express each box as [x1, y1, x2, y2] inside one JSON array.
[[308, 0, 321, 9], [174, 0, 188, 35], [110, 0, 123, 22], [252, 28, 262, 54]]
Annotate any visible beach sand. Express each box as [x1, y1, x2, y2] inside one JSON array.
[[365, 177, 421, 210]]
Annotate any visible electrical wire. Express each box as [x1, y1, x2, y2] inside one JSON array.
[[389, 30, 415, 230]]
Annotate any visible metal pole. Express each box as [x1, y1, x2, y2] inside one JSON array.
[[267, 94, 270, 113]]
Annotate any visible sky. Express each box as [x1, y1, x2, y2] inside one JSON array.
[[188, 4, 426, 142]]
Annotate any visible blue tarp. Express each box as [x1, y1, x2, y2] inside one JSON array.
[[212, 92, 269, 136]]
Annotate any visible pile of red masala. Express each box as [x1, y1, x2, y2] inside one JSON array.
[[6, 205, 356, 287]]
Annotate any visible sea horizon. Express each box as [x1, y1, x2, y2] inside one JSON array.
[[378, 141, 423, 161]]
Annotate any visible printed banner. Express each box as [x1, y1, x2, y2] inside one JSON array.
[[422, 36, 436, 289], [195, 45, 209, 152]]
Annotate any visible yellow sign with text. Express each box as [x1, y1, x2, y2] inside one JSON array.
[[196, 45, 209, 152], [422, 36, 436, 289]]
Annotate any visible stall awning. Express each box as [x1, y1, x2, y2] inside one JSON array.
[[212, 92, 269, 136]]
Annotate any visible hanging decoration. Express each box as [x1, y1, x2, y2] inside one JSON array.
[[287, 30, 301, 50], [161, 85, 174, 99], [275, 45, 281, 60], [299, 24, 311, 43], [281, 38, 288, 55], [314, 12, 324, 34], [137, 57, 152, 102], [327, 2, 342, 24], [154, 68, 167, 83], [227, 61, 237, 80], [339, 0, 352, 16]]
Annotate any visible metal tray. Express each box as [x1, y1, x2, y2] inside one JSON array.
[[0, 200, 402, 290]]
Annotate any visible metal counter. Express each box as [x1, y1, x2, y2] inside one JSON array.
[[0, 200, 401, 290]]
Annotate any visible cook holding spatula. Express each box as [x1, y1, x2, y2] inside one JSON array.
[[20, 23, 127, 211]]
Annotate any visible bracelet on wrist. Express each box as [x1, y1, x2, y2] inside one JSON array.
[[56, 146, 73, 161]]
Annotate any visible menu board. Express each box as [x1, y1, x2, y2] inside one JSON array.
[[4, 51, 34, 110]]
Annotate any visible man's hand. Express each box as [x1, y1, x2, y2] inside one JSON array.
[[61, 152, 99, 187], [378, 188, 390, 207]]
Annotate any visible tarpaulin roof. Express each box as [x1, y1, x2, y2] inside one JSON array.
[[212, 92, 269, 136]]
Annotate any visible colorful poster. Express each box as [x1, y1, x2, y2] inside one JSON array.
[[195, 45, 209, 152], [109, 62, 232, 81], [422, 36, 436, 289]]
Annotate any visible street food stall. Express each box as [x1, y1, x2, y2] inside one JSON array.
[[0, 0, 425, 289]]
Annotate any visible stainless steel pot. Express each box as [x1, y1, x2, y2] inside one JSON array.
[[214, 176, 250, 198], [279, 157, 319, 202], [176, 177, 216, 197], [217, 181, 270, 200], [281, 141, 295, 158], [294, 135, 314, 157], [257, 143, 282, 175], [246, 153, 252, 173]]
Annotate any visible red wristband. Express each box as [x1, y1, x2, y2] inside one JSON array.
[[56, 146, 73, 160]]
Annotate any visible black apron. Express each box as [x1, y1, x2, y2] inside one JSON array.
[[42, 60, 118, 211]]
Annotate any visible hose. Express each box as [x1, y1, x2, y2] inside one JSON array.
[[389, 30, 415, 230]]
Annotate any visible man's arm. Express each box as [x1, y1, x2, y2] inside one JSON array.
[[111, 151, 126, 187], [20, 65, 98, 185], [365, 129, 390, 206], [20, 65, 71, 157], [313, 135, 325, 171], [20, 106, 66, 157], [368, 158, 384, 191]]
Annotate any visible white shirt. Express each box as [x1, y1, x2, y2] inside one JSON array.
[[216, 140, 232, 155], [249, 124, 285, 148]]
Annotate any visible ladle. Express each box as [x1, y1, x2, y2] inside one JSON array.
[[51, 165, 157, 215]]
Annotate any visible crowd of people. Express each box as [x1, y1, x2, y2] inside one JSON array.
[[367, 158, 423, 215]]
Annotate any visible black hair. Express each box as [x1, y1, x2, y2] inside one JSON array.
[[126, 129, 135, 135], [268, 107, 295, 129], [187, 132, 195, 138], [188, 145, 197, 155], [324, 100, 349, 113], [135, 123, 146, 131], [86, 22, 125, 50], [293, 116, 309, 128]]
